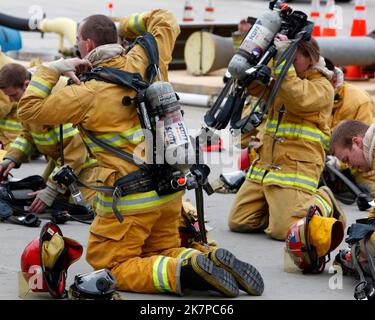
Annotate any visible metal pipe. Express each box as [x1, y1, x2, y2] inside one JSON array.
[[316, 36, 375, 66], [184, 33, 375, 75], [178, 92, 228, 108], [177, 92, 211, 107]]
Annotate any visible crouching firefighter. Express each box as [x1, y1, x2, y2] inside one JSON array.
[[0, 63, 98, 222], [17, 11, 264, 297]]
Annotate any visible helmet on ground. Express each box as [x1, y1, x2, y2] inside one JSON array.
[[285, 205, 326, 273], [20, 222, 83, 298]]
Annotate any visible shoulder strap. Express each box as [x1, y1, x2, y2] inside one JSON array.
[[133, 32, 160, 82], [78, 66, 149, 92]]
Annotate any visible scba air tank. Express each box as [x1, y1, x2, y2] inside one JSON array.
[[228, 7, 282, 81], [146, 81, 196, 168]]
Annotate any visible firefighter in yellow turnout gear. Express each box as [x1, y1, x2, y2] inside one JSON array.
[[331, 120, 375, 220], [228, 36, 345, 266], [0, 53, 23, 152], [17, 10, 264, 297], [0, 63, 97, 213], [324, 59, 375, 198], [330, 120, 375, 291]]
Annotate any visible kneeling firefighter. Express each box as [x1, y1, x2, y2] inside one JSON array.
[[17, 10, 264, 297], [211, 1, 347, 262]]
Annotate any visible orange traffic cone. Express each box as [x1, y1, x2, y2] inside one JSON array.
[[351, 0, 367, 36], [344, 65, 368, 81], [310, 0, 321, 37], [204, 0, 215, 22], [183, 0, 194, 22], [322, 0, 337, 36], [345, 0, 368, 80]]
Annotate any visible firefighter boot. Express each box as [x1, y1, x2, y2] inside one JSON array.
[[180, 253, 239, 297], [206, 248, 264, 296], [319, 186, 347, 229]]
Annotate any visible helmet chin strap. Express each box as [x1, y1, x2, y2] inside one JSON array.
[[303, 206, 326, 274]]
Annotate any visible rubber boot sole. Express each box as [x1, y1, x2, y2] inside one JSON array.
[[210, 248, 264, 296], [191, 254, 239, 297]]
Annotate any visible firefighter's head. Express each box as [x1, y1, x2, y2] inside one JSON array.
[[0, 63, 31, 102], [77, 14, 118, 58], [294, 37, 320, 77], [330, 120, 371, 172]]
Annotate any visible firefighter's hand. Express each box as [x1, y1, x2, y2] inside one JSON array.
[[274, 33, 289, 42], [238, 18, 251, 34], [326, 155, 341, 169], [274, 34, 290, 52], [28, 194, 48, 214], [65, 57, 92, 76], [274, 34, 291, 65], [28, 186, 59, 213], [0, 159, 16, 181], [46, 57, 92, 84]]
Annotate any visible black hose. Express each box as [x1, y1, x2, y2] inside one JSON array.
[[66, 213, 93, 225], [0, 12, 40, 32]]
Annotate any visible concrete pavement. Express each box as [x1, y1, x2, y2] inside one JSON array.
[[0, 105, 367, 300]]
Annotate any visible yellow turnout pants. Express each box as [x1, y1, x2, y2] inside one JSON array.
[[86, 195, 199, 294], [228, 178, 335, 240]]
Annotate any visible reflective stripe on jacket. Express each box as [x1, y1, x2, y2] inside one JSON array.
[[0, 96, 23, 150], [83, 124, 145, 152], [248, 61, 334, 193]]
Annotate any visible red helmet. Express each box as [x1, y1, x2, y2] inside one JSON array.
[[20, 222, 83, 298], [285, 206, 326, 274]]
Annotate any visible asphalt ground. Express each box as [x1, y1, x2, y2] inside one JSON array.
[[0, 104, 369, 301]]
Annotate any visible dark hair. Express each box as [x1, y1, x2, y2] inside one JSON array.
[[297, 37, 320, 64], [0, 63, 31, 89], [330, 120, 369, 153], [80, 14, 118, 47]]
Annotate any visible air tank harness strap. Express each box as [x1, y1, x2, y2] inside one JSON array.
[[75, 169, 154, 223], [77, 125, 155, 222], [133, 32, 160, 82]]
